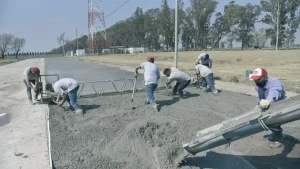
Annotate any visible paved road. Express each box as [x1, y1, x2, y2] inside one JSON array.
[[45, 58, 167, 95]]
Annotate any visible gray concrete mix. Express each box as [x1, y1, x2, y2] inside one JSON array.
[[49, 87, 300, 169], [47, 58, 300, 169]]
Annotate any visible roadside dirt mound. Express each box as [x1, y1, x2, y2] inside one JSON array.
[[49, 87, 300, 169]]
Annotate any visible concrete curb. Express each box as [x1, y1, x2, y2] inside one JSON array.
[[0, 113, 9, 126], [46, 106, 52, 169]]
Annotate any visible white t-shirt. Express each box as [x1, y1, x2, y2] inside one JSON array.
[[198, 53, 212, 65], [23, 67, 37, 80], [53, 78, 78, 96], [140, 62, 160, 85], [168, 67, 190, 83], [195, 64, 212, 77]]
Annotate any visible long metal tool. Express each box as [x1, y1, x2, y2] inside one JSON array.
[[131, 76, 137, 109], [181, 94, 300, 158]]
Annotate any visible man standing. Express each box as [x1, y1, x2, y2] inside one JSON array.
[[196, 53, 212, 68], [249, 68, 286, 148], [45, 78, 83, 115], [195, 63, 218, 95], [163, 67, 191, 98], [135, 56, 160, 112], [23, 67, 41, 105]]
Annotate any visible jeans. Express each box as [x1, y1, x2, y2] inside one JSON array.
[[146, 83, 158, 104], [202, 73, 216, 91], [66, 85, 80, 110], [173, 80, 191, 96]]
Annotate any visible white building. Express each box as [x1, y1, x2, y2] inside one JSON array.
[[76, 49, 86, 56]]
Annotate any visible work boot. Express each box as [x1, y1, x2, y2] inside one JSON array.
[[267, 133, 283, 149], [145, 99, 150, 105], [202, 87, 207, 92], [75, 108, 83, 116], [212, 89, 219, 95], [151, 103, 158, 112]]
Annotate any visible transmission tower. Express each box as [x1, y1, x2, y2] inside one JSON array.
[[88, 0, 106, 55]]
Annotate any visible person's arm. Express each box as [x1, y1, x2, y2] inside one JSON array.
[[26, 77, 35, 90], [135, 66, 141, 73], [156, 67, 161, 80], [265, 82, 284, 103], [209, 59, 212, 68], [57, 93, 67, 106]]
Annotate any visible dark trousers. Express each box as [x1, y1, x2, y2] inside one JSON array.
[[23, 79, 39, 100], [173, 80, 191, 96]]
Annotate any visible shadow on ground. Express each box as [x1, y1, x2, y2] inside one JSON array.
[[156, 92, 200, 111], [180, 134, 300, 169]]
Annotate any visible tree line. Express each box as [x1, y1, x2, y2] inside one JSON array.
[[53, 0, 299, 54], [0, 33, 26, 59]]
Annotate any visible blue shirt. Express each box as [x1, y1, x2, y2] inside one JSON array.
[[255, 77, 286, 104]]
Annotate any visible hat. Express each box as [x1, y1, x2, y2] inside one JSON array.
[[147, 56, 155, 62], [249, 68, 267, 80], [31, 67, 40, 76]]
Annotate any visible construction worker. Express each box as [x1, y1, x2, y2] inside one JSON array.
[[45, 78, 83, 114], [23, 67, 41, 105], [163, 67, 191, 99], [196, 53, 212, 68], [135, 56, 160, 112], [249, 68, 287, 148], [195, 63, 218, 95]]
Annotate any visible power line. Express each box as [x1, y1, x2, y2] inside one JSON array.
[[105, 0, 131, 19]]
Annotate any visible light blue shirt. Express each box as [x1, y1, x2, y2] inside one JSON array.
[[255, 77, 287, 103], [140, 62, 160, 85]]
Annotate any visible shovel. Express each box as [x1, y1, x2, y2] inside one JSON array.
[[131, 76, 137, 109]]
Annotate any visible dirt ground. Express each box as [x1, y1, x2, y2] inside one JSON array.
[[74, 50, 300, 93], [49, 87, 300, 169]]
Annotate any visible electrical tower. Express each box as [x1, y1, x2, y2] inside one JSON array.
[[88, 0, 106, 55]]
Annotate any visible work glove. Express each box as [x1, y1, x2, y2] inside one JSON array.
[[259, 99, 270, 109], [134, 72, 138, 78]]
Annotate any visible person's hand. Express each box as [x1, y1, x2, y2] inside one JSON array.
[[259, 99, 270, 109]]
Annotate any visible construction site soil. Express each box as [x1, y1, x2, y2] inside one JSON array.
[[49, 87, 300, 169]]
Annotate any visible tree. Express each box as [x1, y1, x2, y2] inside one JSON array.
[[0, 33, 14, 59], [253, 28, 269, 48], [12, 37, 26, 59], [234, 3, 261, 49], [260, 0, 289, 48], [158, 0, 172, 51], [57, 33, 66, 56], [285, 0, 300, 48], [190, 0, 218, 49]]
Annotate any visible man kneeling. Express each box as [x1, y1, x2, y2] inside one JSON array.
[[163, 67, 191, 98], [46, 78, 83, 114]]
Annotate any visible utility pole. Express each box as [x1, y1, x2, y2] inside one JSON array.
[[276, 0, 280, 50], [76, 29, 79, 55], [174, 0, 178, 68]]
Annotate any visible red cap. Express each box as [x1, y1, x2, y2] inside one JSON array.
[[31, 67, 40, 76], [147, 56, 155, 62], [249, 68, 267, 80]]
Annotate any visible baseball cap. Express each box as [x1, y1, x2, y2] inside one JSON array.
[[249, 68, 268, 80], [31, 67, 40, 76], [147, 56, 155, 62]]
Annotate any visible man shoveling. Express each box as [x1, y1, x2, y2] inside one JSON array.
[[135, 56, 160, 112], [163, 67, 191, 99], [23, 67, 41, 105], [195, 63, 218, 95], [46, 78, 83, 115]]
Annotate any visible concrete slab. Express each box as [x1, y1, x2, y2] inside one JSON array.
[[0, 113, 9, 126], [0, 58, 50, 169]]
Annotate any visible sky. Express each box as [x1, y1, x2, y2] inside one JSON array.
[[0, 0, 299, 52]]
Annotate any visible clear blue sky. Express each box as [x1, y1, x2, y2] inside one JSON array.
[[0, 0, 299, 52]]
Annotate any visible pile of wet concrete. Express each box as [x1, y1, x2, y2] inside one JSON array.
[[49, 87, 300, 169]]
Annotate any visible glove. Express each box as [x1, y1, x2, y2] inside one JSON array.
[[259, 99, 270, 109], [134, 72, 138, 78]]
